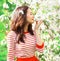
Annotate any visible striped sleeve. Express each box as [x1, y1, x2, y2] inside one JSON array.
[[36, 42, 44, 53], [7, 31, 16, 61], [34, 31, 44, 53]]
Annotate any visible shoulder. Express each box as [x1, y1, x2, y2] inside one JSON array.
[[7, 30, 17, 38]]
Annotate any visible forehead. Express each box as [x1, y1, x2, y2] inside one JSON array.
[[27, 8, 32, 13]]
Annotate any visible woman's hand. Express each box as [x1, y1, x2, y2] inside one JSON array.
[[34, 20, 43, 31]]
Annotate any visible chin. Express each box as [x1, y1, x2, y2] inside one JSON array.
[[32, 20, 34, 23], [31, 21, 34, 24], [29, 20, 34, 24]]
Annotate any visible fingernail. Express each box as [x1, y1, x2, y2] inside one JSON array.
[[36, 21, 38, 24]]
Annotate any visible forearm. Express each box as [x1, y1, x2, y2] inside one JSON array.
[[35, 30, 44, 45], [34, 30, 44, 53]]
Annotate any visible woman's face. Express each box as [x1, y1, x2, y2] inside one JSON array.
[[26, 8, 34, 24]]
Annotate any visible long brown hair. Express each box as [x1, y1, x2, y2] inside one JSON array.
[[10, 6, 34, 43]]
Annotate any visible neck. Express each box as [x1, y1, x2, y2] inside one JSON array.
[[24, 23, 29, 32]]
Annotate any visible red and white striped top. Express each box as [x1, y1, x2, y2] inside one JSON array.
[[7, 31, 44, 61]]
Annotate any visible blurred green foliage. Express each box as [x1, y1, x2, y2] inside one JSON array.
[[0, 0, 16, 61]]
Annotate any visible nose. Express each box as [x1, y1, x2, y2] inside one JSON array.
[[32, 15, 34, 19]]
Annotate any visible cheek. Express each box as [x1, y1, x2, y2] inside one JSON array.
[[26, 14, 32, 22]]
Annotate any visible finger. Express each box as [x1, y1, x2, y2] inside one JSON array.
[[36, 21, 38, 24]]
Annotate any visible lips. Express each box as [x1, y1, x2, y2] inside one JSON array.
[[32, 18, 34, 20]]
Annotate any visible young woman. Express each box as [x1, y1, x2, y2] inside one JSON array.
[[7, 5, 44, 61]]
